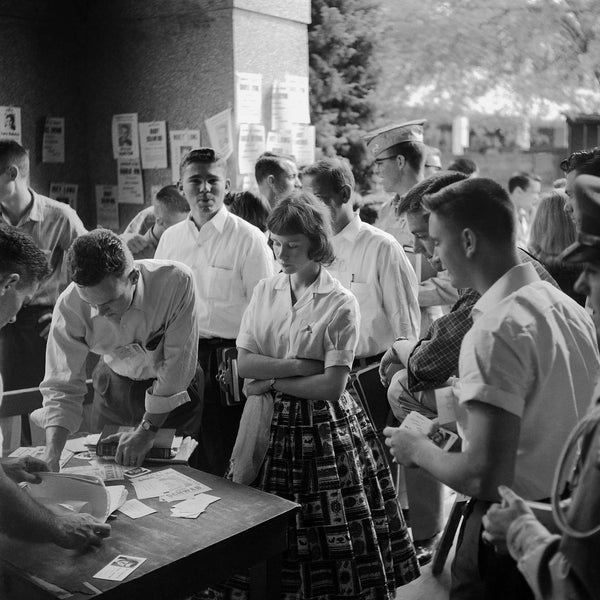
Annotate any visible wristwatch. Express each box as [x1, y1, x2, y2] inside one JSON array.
[[140, 418, 159, 433]]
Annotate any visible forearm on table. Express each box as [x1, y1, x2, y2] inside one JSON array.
[[0, 472, 61, 544], [45, 426, 69, 458], [238, 352, 322, 380]]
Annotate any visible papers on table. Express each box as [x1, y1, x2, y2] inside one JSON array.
[[65, 437, 88, 454], [170, 493, 220, 519], [62, 462, 126, 483], [94, 555, 146, 582], [117, 499, 157, 519], [130, 468, 211, 501], [9, 446, 73, 469], [107, 485, 128, 515]]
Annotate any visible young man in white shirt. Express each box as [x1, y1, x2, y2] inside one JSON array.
[[155, 148, 274, 475], [0, 141, 86, 396], [32, 230, 201, 471], [254, 152, 301, 209], [0, 225, 110, 550], [384, 177, 599, 599]]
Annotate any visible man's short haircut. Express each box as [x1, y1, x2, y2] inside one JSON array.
[[267, 191, 335, 265], [574, 154, 600, 178], [423, 177, 516, 246], [302, 158, 355, 193], [384, 141, 426, 172], [179, 147, 227, 179], [447, 157, 478, 176], [398, 170, 468, 215], [254, 152, 296, 184], [228, 191, 270, 232], [0, 224, 49, 286], [560, 147, 600, 174], [155, 185, 190, 213], [67, 229, 133, 287], [508, 171, 540, 194], [0, 140, 29, 177]]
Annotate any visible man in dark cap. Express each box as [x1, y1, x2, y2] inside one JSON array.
[[483, 172, 600, 600]]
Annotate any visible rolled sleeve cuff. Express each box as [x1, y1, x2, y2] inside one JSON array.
[[459, 382, 524, 417], [145, 389, 190, 414], [30, 406, 82, 434], [236, 335, 260, 355], [324, 349, 354, 369]]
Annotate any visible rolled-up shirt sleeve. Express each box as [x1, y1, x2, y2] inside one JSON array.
[[145, 269, 200, 414], [323, 297, 360, 369], [236, 282, 261, 354], [33, 293, 90, 433]]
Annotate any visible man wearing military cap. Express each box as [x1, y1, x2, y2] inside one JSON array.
[[365, 119, 427, 246]]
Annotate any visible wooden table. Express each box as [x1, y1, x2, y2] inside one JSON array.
[[0, 465, 298, 599]]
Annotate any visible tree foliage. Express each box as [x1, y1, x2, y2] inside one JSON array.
[[378, 0, 600, 118], [308, 0, 386, 191]]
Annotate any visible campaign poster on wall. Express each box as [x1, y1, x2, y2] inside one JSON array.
[[49, 182, 78, 208], [139, 121, 167, 169], [169, 129, 200, 183], [205, 108, 234, 160], [235, 72, 262, 125], [112, 113, 140, 160], [0, 106, 22, 144], [42, 117, 65, 163], [238, 124, 265, 175], [95, 185, 120, 230], [117, 159, 144, 204]]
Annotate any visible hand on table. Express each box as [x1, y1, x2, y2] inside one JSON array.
[[1, 456, 49, 483], [104, 429, 155, 467], [42, 449, 61, 473], [482, 485, 533, 554], [53, 513, 111, 550], [38, 312, 53, 339]]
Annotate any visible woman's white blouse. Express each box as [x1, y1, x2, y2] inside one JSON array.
[[237, 268, 360, 369]]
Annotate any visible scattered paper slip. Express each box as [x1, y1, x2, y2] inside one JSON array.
[[62, 462, 125, 482], [107, 486, 128, 515], [9, 446, 73, 469], [118, 499, 156, 519], [65, 437, 88, 454], [131, 468, 211, 501], [94, 555, 146, 581], [171, 493, 220, 519]]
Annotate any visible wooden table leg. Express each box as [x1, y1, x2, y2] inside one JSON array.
[[249, 552, 282, 600]]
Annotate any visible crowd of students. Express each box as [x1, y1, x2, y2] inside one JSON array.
[[1, 126, 600, 599]]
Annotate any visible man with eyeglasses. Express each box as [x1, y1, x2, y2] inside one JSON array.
[[155, 148, 274, 475]]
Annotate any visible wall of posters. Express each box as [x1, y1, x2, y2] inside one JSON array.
[[238, 124, 266, 174], [117, 158, 144, 204], [235, 72, 262, 125], [42, 117, 65, 163], [95, 185, 119, 230], [49, 182, 78, 207], [112, 113, 140, 160], [139, 121, 167, 169], [169, 129, 200, 182], [205, 108, 234, 160], [0, 106, 22, 144]]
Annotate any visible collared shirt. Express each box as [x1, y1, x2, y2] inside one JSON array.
[[0, 191, 86, 306], [375, 194, 413, 247], [155, 207, 274, 339], [328, 214, 419, 357], [407, 248, 559, 393], [31, 260, 200, 433], [237, 268, 359, 369], [458, 261, 599, 500]]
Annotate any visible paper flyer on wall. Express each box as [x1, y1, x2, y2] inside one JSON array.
[[291, 124, 315, 166], [235, 72, 262, 125], [95, 185, 119, 230], [112, 113, 140, 160], [205, 108, 233, 160], [42, 117, 65, 163], [238, 124, 265, 174], [0, 106, 22, 144], [271, 80, 293, 131], [266, 129, 293, 156], [169, 129, 200, 182], [49, 182, 78, 208], [138, 121, 167, 169], [286, 74, 310, 124], [117, 159, 144, 204]]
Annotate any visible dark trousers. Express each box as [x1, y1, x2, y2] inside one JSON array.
[[0, 305, 51, 390], [91, 359, 203, 438], [194, 338, 244, 476], [450, 499, 534, 600]]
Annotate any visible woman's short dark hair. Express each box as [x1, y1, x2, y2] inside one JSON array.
[[267, 192, 335, 265], [67, 229, 132, 287], [423, 178, 516, 246]]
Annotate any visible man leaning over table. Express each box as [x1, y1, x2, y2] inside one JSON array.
[[0, 224, 109, 549], [31, 229, 201, 471]]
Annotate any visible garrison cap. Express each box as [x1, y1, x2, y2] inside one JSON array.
[[560, 174, 600, 264], [365, 119, 426, 159]]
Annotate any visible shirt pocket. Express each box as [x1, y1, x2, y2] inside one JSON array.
[[291, 319, 321, 359], [350, 280, 378, 312], [208, 266, 233, 300]]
